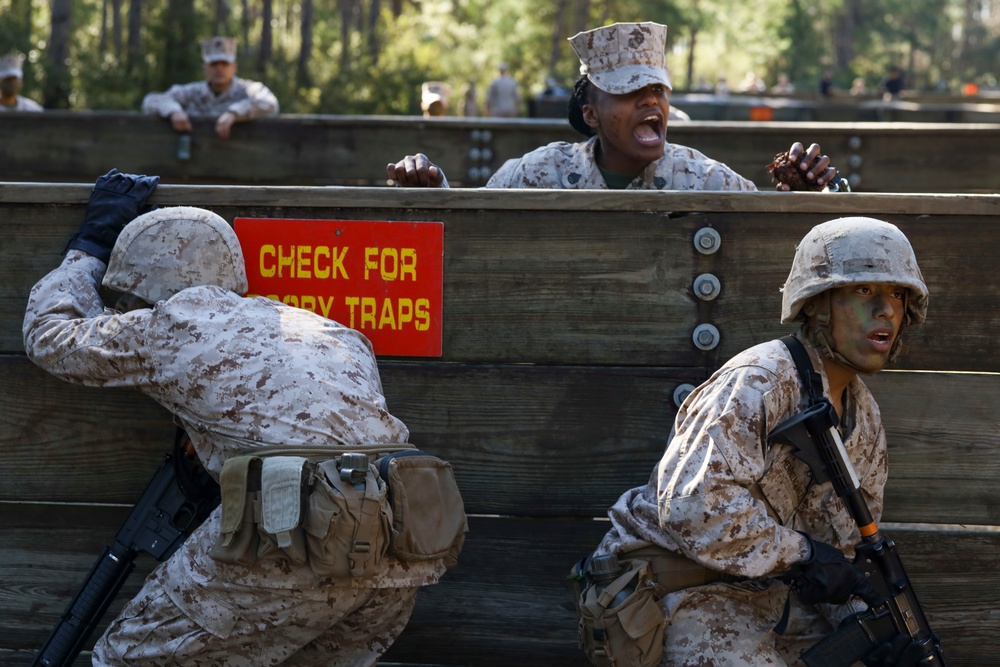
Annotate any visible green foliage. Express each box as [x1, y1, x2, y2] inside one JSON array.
[[7, 0, 1000, 110]]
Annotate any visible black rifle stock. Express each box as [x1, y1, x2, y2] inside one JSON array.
[[32, 430, 219, 667], [770, 400, 945, 667]]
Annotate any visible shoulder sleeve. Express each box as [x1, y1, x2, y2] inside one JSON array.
[[225, 79, 279, 120], [141, 84, 189, 117], [485, 158, 522, 188], [23, 251, 154, 387]]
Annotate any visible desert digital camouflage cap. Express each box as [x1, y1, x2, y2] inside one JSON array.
[[0, 53, 24, 79], [568, 22, 672, 95], [201, 36, 237, 63]]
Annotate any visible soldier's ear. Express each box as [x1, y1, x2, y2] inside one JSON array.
[[582, 103, 599, 129]]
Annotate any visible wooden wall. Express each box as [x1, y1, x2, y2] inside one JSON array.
[[1, 186, 998, 665], [4, 111, 1000, 193]]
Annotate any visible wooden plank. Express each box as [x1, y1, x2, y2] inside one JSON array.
[[1, 503, 994, 666], [5, 355, 1000, 525], [7, 111, 1000, 192], [6, 188, 1000, 368]]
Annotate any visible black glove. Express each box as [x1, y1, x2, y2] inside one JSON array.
[[862, 633, 939, 667], [67, 168, 159, 263], [785, 534, 879, 606]]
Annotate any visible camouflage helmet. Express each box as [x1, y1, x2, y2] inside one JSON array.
[[780, 216, 928, 326], [103, 206, 248, 304]]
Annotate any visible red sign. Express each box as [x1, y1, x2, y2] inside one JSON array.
[[234, 218, 443, 357]]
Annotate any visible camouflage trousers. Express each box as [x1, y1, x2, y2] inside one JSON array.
[[92, 567, 419, 666], [661, 580, 835, 666]]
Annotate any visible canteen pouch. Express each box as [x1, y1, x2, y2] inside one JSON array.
[[375, 450, 468, 568], [305, 457, 392, 579], [211, 455, 311, 566], [577, 558, 665, 667]]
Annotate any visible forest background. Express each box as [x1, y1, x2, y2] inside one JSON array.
[[2, 0, 1000, 114]]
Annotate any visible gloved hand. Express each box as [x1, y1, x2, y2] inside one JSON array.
[[862, 633, 939, 666], [785, 534, 880, 606], [67, 168, 159, 263]]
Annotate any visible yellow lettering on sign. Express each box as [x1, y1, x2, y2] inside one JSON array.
[[296, 245, 312, 279], [260, 245, 276, 277], [364, 247, 419, 281], [344, 296, 359, 328], [277, 245, 295, 278], [415, 298, 430, 331]]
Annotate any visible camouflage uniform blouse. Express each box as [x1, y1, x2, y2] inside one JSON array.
[[486, 135, 757, 190], [23, 250, 445, 590], [141, 77, 278, 120], [0, 95, 43, 111], [598, 336, 888, 578]]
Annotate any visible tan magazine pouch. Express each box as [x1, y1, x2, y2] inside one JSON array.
[[577, 558, 665, 667], [210, 454, 262, 565], [374, 450, 468, 568]]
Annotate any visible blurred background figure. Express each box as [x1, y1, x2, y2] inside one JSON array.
[[771, 73, 795, 94], [421, 81, 452, 116], [850, 77, 868, 96], [141, 36, 278, 139], [738, 70, 766, 93], [819, 68, 836, 98], [486, 62, 520, 117], [714, 76, 730, 96], [462, 82, 478, 116], [0, 53, 43, 111], [880, 65, 905, 100]]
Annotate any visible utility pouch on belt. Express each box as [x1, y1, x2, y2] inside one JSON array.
[[211, 455, 312, 566], [305, 456, 392, 579], [575, 556, 666, 667], [374, 450, 467, 568]]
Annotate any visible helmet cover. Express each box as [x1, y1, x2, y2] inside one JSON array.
[[103, 206, 248, 304]]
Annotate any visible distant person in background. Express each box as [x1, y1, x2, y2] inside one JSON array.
[[142, 36, 278, 139], [714, 76, 730, 96], [880, 66, 905, 100], [771, 73, 795, 94], [0, 53, 43, 111], [850, 77, 868, 96], [463, 82, 479, 116], [819, 68, 836, 98], [486, 62, 520, 117], [421, 81, 451, 117], [738, 70, 766, 93]]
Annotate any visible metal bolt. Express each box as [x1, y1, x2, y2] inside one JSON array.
[[692, 323, 721, 350], [848, 154, 863, 169], [469, 147, 482, 161], [848, 173, 862, 188], [470, 129, 482, 142], [693, 228, 721, 255], [478, 166, 492, 180], [467, 168, 481, 181], [673, 383, 696, 408], [848, 136, 862, 150], [481, 148, 493, 161], [693, 273, 721, 301], [481, 130, 493, 142]]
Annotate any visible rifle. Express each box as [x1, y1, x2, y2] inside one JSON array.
[[771, 398, 946, 667], [32, 429, 219, 667]]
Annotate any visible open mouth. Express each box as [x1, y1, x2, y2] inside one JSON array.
[[633, 114, 664, 145], [868, 330, 894, 350]]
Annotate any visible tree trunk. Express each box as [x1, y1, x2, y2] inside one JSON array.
[[685, 26, 698, 91], [297, 0, 313, 86], [549, 0, 569, 75], [112, 0, 123, 55], [258, 0, 273, 72], [215, 0, 231, 35], [126, 0, 143, 73], [241, 0, 251, 62], [340, 0, 356, 72], [571, 0, 590, 37], [45, 0, 73, 108], [367, 0, 380, 59], [833, 0, 858, 69], [100, 0, 108, 53], [162, 0, 197, 90]]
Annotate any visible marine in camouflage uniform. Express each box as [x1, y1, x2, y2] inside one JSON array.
[[23, 173, 445, 665], [141, 36, 278, 139], [594, 217, 929, 666], [0, 53, 43, 112], [387, 22, 837, 191]]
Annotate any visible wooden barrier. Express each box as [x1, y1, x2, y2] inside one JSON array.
[[4, 111, 1000, 192], [1, 186, 998, 665]]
